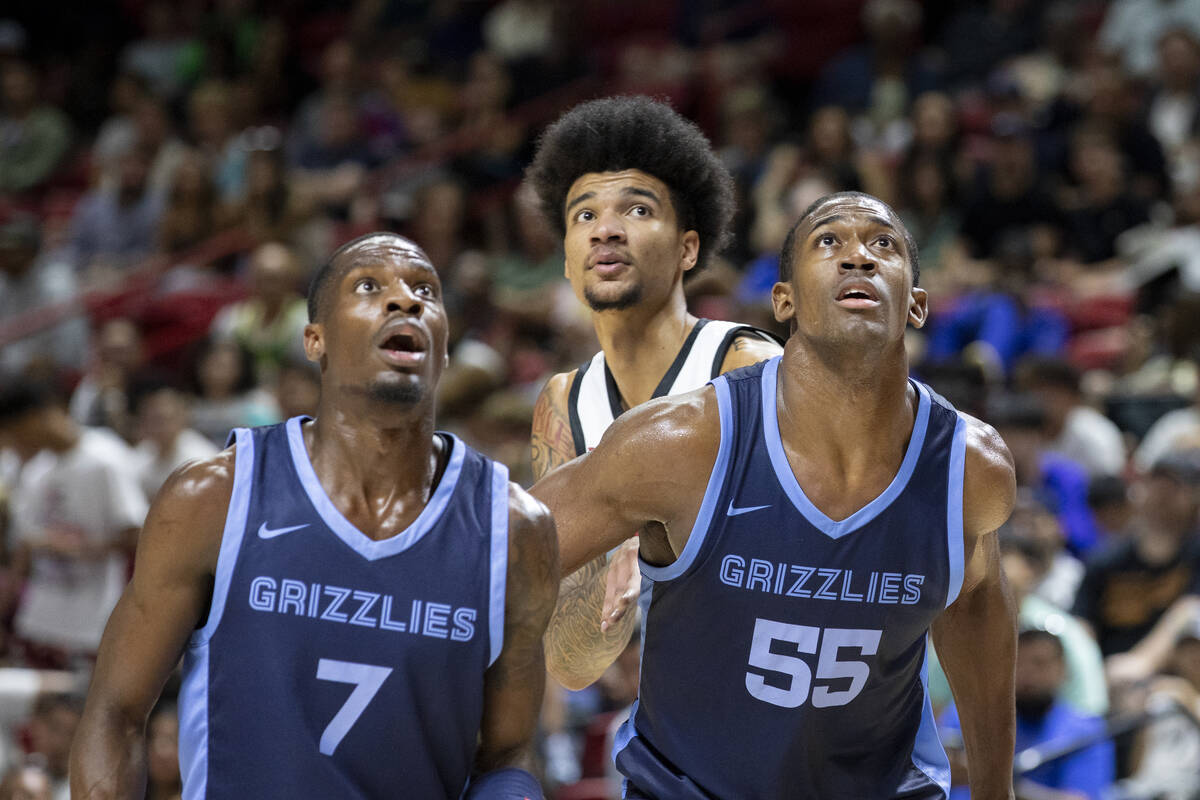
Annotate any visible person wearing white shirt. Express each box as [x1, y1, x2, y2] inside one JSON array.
[[0, 381, 146, 663]]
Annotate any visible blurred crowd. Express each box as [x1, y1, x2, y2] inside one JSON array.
[[5, 0, 1200, 797]]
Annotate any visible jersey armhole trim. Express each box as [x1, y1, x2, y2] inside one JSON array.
[[567, 362, 589, 457], [945, 415, 967, 608], [190, 427, 254, 648], [640, 378, 732, 583], [488, 462, 510, 667]]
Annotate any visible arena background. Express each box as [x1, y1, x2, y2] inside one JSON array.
[[3, 0, 1200, 797]]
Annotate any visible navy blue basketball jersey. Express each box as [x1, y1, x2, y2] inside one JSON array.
[[178, 417, 509, 799], [614, 357, 966, 800]]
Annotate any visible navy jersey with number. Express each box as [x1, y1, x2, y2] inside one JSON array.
[[178, 417, 509, 799], [614, 357, 966, 800]]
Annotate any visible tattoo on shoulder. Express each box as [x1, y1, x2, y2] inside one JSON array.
[[531, 384, 577, 480]]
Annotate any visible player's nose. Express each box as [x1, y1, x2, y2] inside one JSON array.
[[384, 281, 423, 316], [591, 208, 626, 243], [839, 238, 875, 272]]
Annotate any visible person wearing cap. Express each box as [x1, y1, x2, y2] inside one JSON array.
[[940, 627, 1115, 800], [1073, 448, 1200, 659], [0, 214, 87, 376]]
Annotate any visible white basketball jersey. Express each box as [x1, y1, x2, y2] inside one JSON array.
[[566, 319, 780, 455]]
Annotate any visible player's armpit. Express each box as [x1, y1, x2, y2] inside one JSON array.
[[71, 451, 234, 799], [530, 387, 719, 575], [718, 332, 783, 374], [476, 485, 559, 777], [530, 372, 577, 482]]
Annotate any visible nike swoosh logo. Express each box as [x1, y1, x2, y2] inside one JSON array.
[[258, 522, 310, 539], [727, 501, 771, 517]]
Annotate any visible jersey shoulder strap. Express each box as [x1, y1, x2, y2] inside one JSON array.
[[668, 320, 783, 394]]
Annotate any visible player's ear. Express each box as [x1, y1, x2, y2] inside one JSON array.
[[907, 286, 929, 329], [303, 322, 325, 363], [771, 281, 796, 326], [679, 230, 699, 274]]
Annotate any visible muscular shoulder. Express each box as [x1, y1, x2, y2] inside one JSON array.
[[141, 447, 238, 572], [961, 414, 1017, 538], [718, 331, 784, 374], [531, 369, 579, 479], [599, 382, 720, 463], [504, 483, 559, 615]]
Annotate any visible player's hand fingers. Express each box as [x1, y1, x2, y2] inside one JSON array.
[[601, 538, 640, 631]]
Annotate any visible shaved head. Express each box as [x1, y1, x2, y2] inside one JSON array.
[[307, 232, 433, 322]]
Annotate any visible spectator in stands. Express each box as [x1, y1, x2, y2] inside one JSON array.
[[895, 153, 968, 296], [1100, 0, 1200, 78], [1089, 475, 1134, 542], [186, 338, 279, 445], [1057, 126, 1153, 268], [0, 761, 52, 800], [273, 360, 320, 421], [289, 39, 359, 167], [209, 241, 308, 384], [92, 71, 150, 190], [0, 382, 146, 667], [145, 700, 180, 800], [1017, 356, 1128, 478], [68, 318, 144, 442], [131, 96, 188, 198], [25, 693, 81, 800], [992, 392, 1103, 555], [130, 383, 217, 500], [938, 0, 1039, 90], [218, 146, 315, 248], [187, 81, 245, 202], [1073, 448, 1200, 657], [119, 1, 193, 101], [156, 152, 220, 257], [1135, 358, 1200, 472], [0, 215, 87, 377], [68, 142, 164, 275], [1147, 28, 1200, 182], [0, 60, 71, 196], [942, 629, 1114, 800]]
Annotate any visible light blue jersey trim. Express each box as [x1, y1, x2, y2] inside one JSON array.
[[285, 416, 466, 560], [910, 640, 952, 798], [178, 642, 210, 799], [489, 463, 509, 667], [611, 697, 641, 772], [640, 379, 733, 582], [191, 427, 254, 646], [945, 416, 968, 607], [761, 357, 931, 538]]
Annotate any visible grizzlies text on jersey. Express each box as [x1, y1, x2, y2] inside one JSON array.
[[177, 418, 509, 799], [614, 357, 966, 799]]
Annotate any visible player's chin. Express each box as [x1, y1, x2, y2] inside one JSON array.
[[367, 373, 426, 405]]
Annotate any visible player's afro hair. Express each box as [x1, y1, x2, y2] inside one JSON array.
[[526, 95, 735, 272]]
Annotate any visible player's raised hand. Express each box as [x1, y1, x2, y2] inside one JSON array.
[[600, 537, 641, 632]]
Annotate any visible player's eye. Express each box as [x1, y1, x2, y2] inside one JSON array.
[[630, 205, 650, 217], [354, 278, 380, 293], [574, 209, 595, 223], [876, 235, 894, 248], [413, 284, 436, 297], [818, 234, 836, 247]]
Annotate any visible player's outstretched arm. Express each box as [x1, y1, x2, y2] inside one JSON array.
[[531, 386, 718, 578], [531, 374, 639, 689], [932, 418, 1018, 800], [70, 452, 232, 799], [467, 485, 559, 798]]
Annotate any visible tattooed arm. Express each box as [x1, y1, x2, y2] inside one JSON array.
[[718, 332, 783, 374], [532, 373, 640, 690]]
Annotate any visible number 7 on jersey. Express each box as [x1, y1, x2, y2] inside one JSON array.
[[315, 659, 393, 755]]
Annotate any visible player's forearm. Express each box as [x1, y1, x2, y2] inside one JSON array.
[[69, 704, 148, 799], [934, 573, 1017, 800], [544, 556, 636, 690]]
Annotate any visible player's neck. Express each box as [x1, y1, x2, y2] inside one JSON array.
[[592, 291, 695, 409], [307, 398, 439, 499], [775, 340, 915, 467]]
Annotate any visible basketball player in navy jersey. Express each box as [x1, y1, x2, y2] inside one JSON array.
[[532, 192, 1018, 799], [526, 96, 781, 689], [71, 233, 558, 799]]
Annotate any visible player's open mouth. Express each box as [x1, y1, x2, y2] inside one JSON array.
[[835, 283, 880, 308], [377, 327, 428, 366]]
